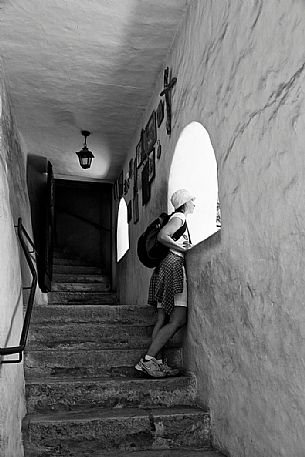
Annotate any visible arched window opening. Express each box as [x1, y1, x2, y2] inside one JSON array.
[[168, 122, 220, 245], [117, 198, 129, 261]]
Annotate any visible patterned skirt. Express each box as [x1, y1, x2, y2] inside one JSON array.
[[148, 251, 184, 315]]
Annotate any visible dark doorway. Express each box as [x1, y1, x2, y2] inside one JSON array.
[[54, 180, 112, 279]]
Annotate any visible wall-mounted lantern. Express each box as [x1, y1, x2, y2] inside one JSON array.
[[75, 130, 94, 169]]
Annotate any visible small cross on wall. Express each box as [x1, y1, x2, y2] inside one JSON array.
[[160, 67, 177, 135]]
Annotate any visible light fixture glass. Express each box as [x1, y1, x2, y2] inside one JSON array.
[[75, 130, 94, 169]]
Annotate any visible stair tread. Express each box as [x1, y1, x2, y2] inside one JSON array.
[[34, 303, 150, 308], [24, 405, 208, 422], [98, 451, 223, 457], [24, 447, 221, 456], [53, 260, 97, 265], [53, 264, 102, 268], [27, 338, 180, 351], [30, 304, 156, 324], [49, 291, 115, 295], [32, 304, 153, 311], [25, 374, 191, 384], [53, 274, 108, 280], [48, 291, 117, 301], [52, 282, 110, 287], [30, 322, 153, 328], [26, 347, 155, 353], [48, 293, 118, 305], [24, 447, 220, 457], [25, 348, 180, 357], [52, 282, 109, 285]]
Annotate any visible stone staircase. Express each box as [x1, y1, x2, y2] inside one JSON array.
[[22, 249, 225, 456]]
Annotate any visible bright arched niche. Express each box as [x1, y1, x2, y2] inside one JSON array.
[[168, 122, 220, 245], [117, 197, 129, 261]]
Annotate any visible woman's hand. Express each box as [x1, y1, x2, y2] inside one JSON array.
[[181, 241, 192, 252]]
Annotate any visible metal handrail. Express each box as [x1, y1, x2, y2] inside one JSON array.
[[0, 218, 38, 364]]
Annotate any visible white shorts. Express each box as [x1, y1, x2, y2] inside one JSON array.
[[157, 267, 187, 309]]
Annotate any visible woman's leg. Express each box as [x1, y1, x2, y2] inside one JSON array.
[[146, 307, 187, 358], [152, 308, 166, 340], [152, 308, 166, 361]]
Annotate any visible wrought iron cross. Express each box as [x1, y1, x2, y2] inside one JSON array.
[[160, 67, 177, 135]]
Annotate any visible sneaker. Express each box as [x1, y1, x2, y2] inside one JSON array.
[[157, 360, 180, 377], [135, 357, 166, 378], [134, 359, 144, 372]]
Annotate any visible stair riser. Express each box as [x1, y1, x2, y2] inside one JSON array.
[[25, 377, 196, 413], [53, 258, 96, 266], [27, 326, 153, 350], [27, 325, 183, 350], [52, 283, 110, 292], [31, 305, 157, 325], [24, 448, 222, 457], [53, 273, 108, 283], [53, 265, 102, 274], [23, 411, 211, 454], [53, 251, 79, 259], [24, 348, 182, 378], [48, 292, 117, 305]]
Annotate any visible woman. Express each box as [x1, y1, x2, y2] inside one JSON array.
[[135, 189, 195, 378]]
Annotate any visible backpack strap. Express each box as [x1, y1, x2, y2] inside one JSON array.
[[186, 224, 191, 244], [172, 219, 187, 241], [168, 211, 191, 242]]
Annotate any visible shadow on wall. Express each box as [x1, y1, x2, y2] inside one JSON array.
[[168, 121, 220, 245], [0, 287, 22, 370], [26, 154, 49, 289]]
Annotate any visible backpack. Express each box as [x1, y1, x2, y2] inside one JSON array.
[[137, 212, 188, 268]]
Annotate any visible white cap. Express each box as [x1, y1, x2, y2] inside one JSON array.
[[170, 189, 195, 210]]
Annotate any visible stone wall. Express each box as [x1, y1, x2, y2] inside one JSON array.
[[0, 63, 33, 457], [117, 1, 305, 456]]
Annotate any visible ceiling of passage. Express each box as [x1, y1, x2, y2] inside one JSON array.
[[0, 0, 190, 182]]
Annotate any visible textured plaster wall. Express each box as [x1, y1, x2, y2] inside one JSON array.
[[0, 63, 33, 457], [117, 1, 305, 456]]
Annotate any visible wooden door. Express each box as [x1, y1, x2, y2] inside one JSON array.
[[40, 161, 54, 291]]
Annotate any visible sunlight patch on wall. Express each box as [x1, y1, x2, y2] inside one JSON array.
[[168, 122, 219, 245], [117, 197, 129, 261]]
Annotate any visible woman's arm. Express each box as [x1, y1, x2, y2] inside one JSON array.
[[157, 216, 192, 253]]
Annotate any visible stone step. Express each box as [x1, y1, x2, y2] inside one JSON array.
[[27, 322, 183, 350], [53, 250, 79, 259], [48, 291, 117, 305], [53, 273, 109, 283], [80, 451, 225, 457], [31, 304, 157, 325], [24, 447, 223, 457], [53, 257, 100, 267], [53, 264, 102, 275], [22, 406, 211, 455], [25, 375, 196, 413], [24, 347, 182, 378], [51, 282, 111, 292]]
